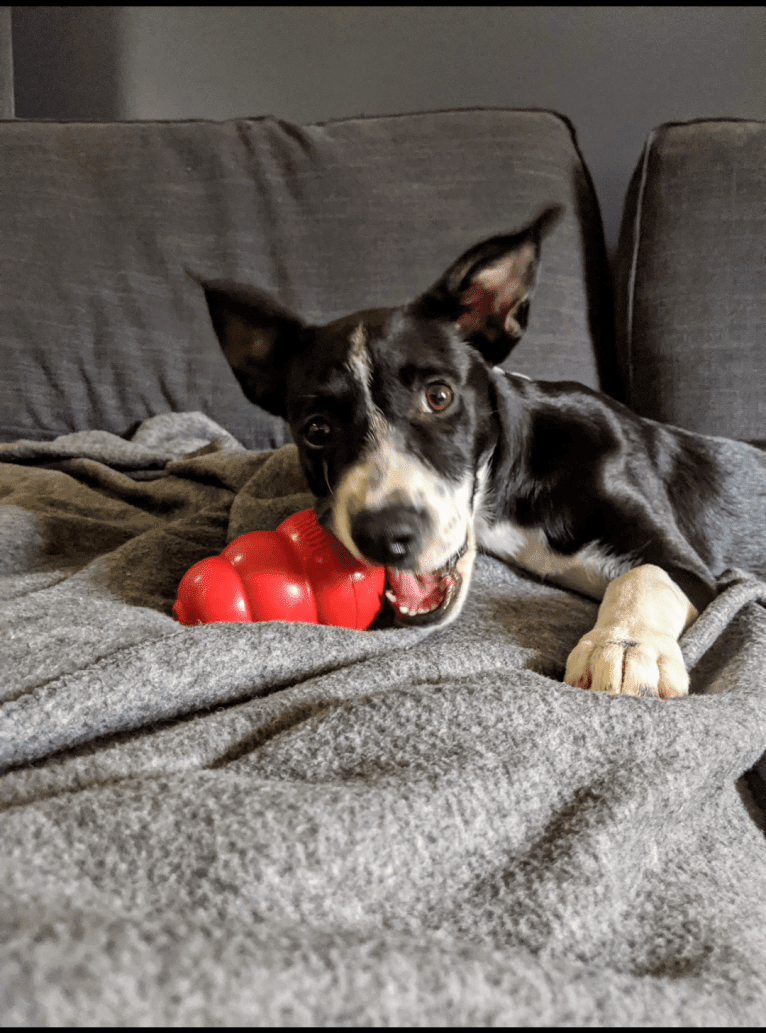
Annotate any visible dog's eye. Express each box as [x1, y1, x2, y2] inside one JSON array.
[[303, 418, 331, 449], [424, 383, 454, 413]]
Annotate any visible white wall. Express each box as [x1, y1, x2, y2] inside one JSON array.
[[118, 6, 766, 250]]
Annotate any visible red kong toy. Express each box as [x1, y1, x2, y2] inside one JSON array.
[[173, 509, 386, 630]]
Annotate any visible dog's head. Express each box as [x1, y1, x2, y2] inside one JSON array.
[[206, 206, 560, 627]]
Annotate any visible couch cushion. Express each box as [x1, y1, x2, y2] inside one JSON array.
[[0, 110, 614, 450], [615, 118, 766, 440]]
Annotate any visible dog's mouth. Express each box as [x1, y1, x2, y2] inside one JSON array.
[[384, 539, 468, 626]]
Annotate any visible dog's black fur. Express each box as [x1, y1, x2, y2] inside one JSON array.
[[205, 207, 766, 632]]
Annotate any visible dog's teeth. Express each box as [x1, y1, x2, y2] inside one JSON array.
[[385, 590, 397, 604]]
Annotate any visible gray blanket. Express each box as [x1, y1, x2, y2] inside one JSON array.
[[2, 412, 765, 1026]]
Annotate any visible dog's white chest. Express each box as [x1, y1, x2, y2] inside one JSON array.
[[475, 516, 630, 600]]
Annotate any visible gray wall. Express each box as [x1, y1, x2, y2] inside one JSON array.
[[12, 6, 120, 121], [13, 6, 766, 251]]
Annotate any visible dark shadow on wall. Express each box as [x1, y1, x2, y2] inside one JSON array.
[[12, 5, 120, 120]]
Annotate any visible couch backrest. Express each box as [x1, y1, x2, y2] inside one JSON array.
[[615, 118, 766, 442], [0, 110, 615, 450]]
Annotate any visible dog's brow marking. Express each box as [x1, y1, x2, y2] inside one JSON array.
[[347, 324, 372, 396], [350, 322, 366, 349], [346, 321, 388, 451]]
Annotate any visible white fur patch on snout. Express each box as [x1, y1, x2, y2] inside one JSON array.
[[333, 426, 474, 573]]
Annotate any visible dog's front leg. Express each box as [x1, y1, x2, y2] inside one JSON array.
[[564, 565, 699, 698]]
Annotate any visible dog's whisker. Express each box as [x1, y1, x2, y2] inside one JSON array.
[[322, 459, 333, 495]]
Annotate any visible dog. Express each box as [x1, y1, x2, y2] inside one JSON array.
[[204, 206, 766, 699]]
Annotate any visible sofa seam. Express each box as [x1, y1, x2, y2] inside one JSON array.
[[626, 127, 657, 405]]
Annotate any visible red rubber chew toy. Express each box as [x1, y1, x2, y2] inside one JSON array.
[[173, 509, 385, 630]]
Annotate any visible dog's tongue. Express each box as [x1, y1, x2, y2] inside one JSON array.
[[387, 569, 448, 611]]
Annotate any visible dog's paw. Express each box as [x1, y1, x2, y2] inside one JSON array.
[[563, 565, 698, 699], [564, 629, 689, 698]]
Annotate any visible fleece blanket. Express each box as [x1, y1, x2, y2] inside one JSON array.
[[1, 412, 766, 1026]]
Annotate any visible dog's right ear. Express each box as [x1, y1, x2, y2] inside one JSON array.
[[204, 285, 306, 419], [411, 205, 562, 367]]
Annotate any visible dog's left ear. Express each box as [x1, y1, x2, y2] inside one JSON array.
[[204, 284, 306, 420], [412, 205, 562, 366]]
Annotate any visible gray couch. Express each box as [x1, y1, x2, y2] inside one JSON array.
[[1, 41, 765, 1027]]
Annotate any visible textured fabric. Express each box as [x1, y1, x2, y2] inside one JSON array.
[[2, 414, 765, 1025], [0, 110, 614, 449], [615, 119, 766, 439]]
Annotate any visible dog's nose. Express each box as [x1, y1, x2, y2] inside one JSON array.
[[350, 505, 429, 568]]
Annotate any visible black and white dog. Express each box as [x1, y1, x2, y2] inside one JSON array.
[[205, 207, 766, 699]]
